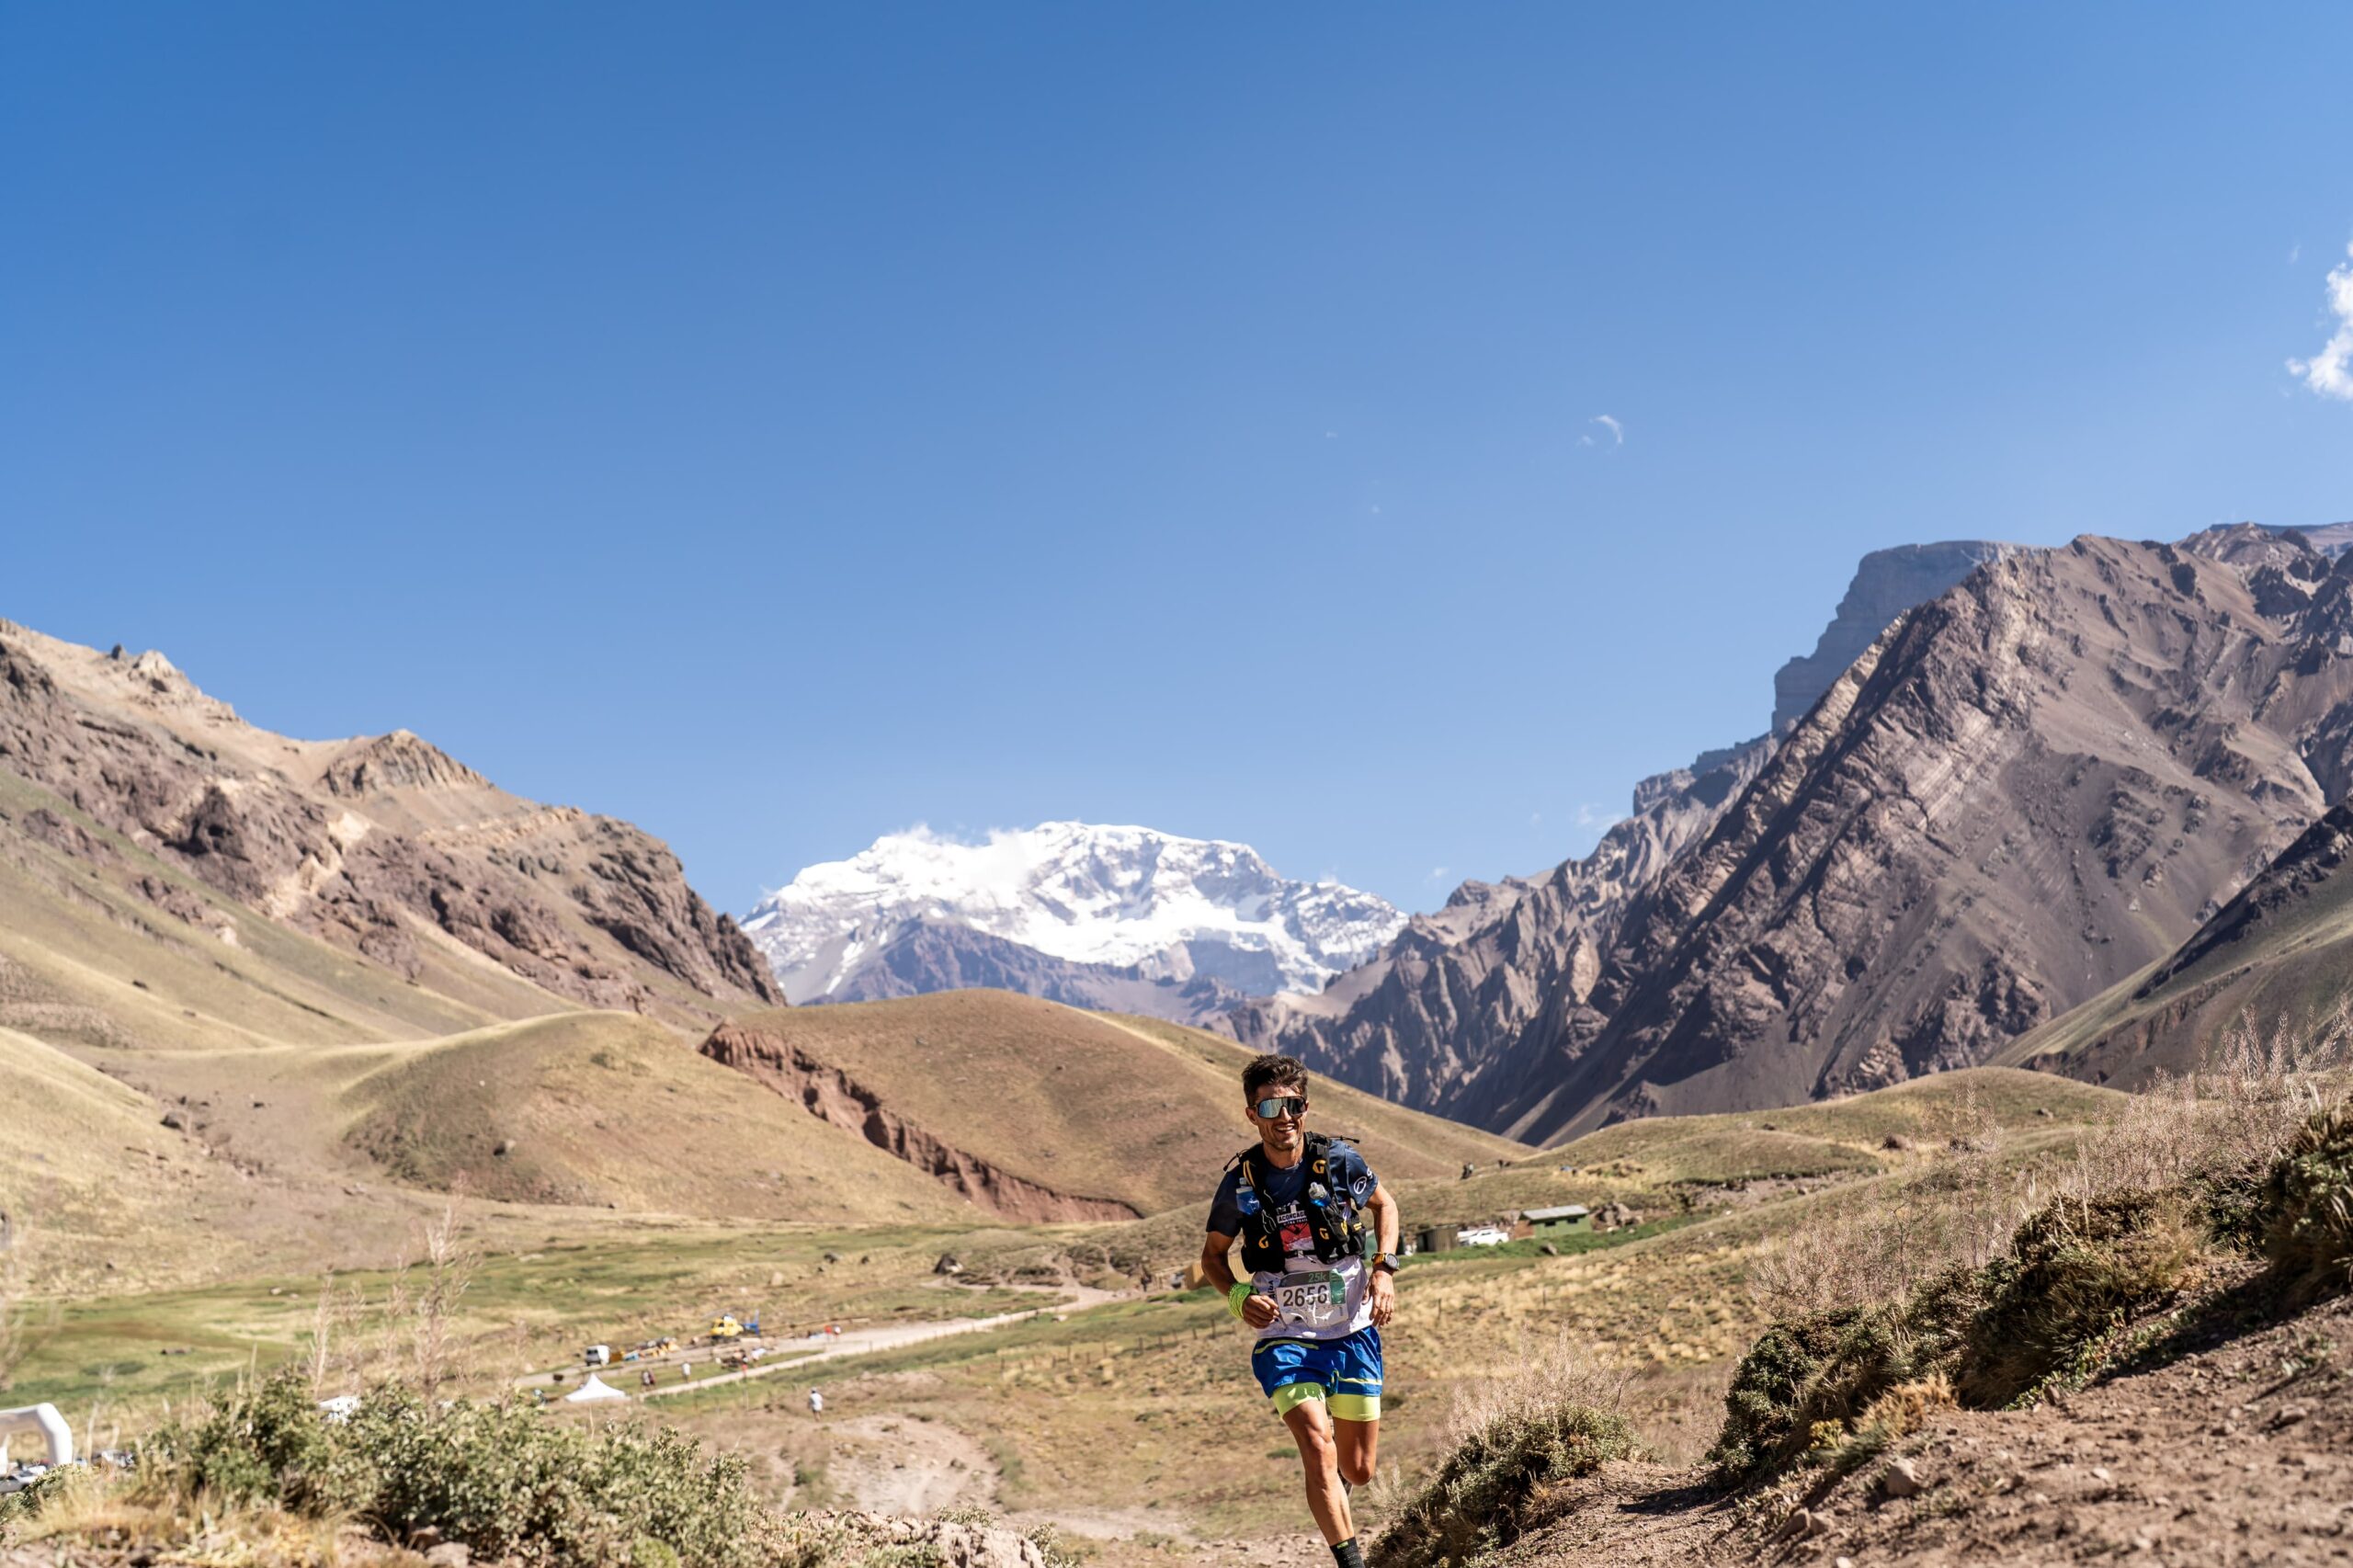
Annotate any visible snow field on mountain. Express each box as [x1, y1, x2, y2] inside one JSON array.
[[743, 821, 1404, 1003]]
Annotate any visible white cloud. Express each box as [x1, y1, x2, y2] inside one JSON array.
[[2287, 241, 2353, 401], [1591, 414, 1624, 447], [1573, 801, 1620, 832], [1427, 866, 1450, 884], [2289, 244, 2302, 265]]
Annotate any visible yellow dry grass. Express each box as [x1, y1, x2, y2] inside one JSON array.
[[335, 1013, 979, 1222], [713, 994, 1529, 1216]]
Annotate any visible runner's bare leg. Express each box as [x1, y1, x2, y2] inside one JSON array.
[[1334, 1416, 1379, 1487], [1281, 1398, 1354, 1545]]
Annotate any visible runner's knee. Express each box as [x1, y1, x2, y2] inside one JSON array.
[[1338, 1453, 1374, 1487], [1290, 1418, 1337, 1467]]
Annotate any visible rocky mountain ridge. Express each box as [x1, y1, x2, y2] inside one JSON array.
[[1219, 737, 1775, 1108], [1482, 528, 2353, 1140], [1997, 790, 2353, 1087], [1771, 540, 2017, 732], [1233, 522, 2353, 1140], [1224, 536, 2004, 1117], [0, 619, 775, 1023]]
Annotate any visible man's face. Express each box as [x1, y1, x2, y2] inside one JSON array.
[[1246, 1082, 1308, 1153]]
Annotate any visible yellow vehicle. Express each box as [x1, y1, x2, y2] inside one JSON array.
[[709, 1314, 746, 1340]]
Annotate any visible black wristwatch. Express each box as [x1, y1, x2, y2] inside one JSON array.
[[1370, 1253, 1399, 1275]]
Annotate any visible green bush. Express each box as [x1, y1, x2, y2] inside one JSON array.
[[1709, 1266, 1982, 1483], [2188, 1159, 2272, 1253], [147, 1372, 767, 1567], [1375, 1402, 1634, 1568], [1959, 1188, 2201, 1407], [0, 1464, 79, 1539], [1714, 1188, 2207, 1482], [2260, 1106, 2353, 1303], [158, 1365, 371, 1516]]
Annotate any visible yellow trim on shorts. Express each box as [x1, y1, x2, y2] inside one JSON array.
[[1267, 1382, 1381, 1422], [1268, 1381, 1325, 1415]]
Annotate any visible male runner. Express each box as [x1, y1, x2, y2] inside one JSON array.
[[1202, 1054, 1399, 1568]]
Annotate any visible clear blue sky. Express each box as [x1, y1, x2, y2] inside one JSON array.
[[6, 5, 2350, 914]]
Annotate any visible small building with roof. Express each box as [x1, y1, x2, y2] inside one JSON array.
[[1521, 1204, 1592, 1238]]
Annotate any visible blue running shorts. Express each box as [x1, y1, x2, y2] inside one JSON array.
[[1251, 1325, 1382, 1420]]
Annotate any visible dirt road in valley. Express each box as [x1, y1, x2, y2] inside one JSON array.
[[522, 1281, 1128, 1403]]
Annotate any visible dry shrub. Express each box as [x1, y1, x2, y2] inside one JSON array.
[[1854, 1369, 1955, 1439], [1, 1465, 344, 1562], [1923, 1081, 2002, 1153], [2053, 1026, 2344, 1252], [1372, 1337, 1635, 1568], [1958, 1187, 2204, 1407], [2072, 1028, 2329, 1199], [1718, 1187, 2205, 1478], [1748, 1154, 2040, 1321], [1711, 1264, 1983, 1483], [2261, 1104, 2353, 1304], [299, 1199, 488, 1400], [1746, 1208, 1917, 1321]]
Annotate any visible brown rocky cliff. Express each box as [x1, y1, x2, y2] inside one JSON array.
[[0, 620, 775, 1017], [1487, 534, 2353, 1142], [1221, 739, 1772, 1114], [699, 1022, 1133, 1221], [1223, 539, 2010, 1126], [1771, 540, 2014, 733]]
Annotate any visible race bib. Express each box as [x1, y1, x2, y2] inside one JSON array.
[[1272, 1269, 1347, 1329]]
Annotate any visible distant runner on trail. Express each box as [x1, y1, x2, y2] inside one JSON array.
[[1201, 1053, 1399, 1568]]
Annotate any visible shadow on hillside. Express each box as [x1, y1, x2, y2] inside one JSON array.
[[1614, 1476, 1727, 1516], [2109, 1264, 2341, 1388]]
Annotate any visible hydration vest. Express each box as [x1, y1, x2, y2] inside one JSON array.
[[1229, 1132, 1365, 1274]]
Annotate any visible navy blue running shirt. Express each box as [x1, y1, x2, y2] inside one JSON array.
[[1208, 1141, 1378, 1342]]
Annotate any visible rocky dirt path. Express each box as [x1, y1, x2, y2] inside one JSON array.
[[1491, 1289, 2353, 1567], [820, 1413, 1001, 1517]]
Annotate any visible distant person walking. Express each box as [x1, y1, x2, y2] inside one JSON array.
[[808, 1388, 824, 1416], [1201, 1054, 1398, 1568]]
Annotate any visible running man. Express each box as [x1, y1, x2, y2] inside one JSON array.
[[1202, 1054, 1399, 1568]]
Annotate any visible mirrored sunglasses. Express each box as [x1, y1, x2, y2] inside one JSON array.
[[1254, 1096, 1307, 1120]]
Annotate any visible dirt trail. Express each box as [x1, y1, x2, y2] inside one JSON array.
[[821, 1413, 999, 1516], [543, 1282, 1128, 1403], [1487, 1287, 2353, 1567]]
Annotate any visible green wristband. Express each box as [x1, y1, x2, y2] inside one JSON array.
[[1226, 1281, 1256, 1320]]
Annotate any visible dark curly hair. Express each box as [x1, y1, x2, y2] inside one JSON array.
[[1242, 1053, 1308, 1102]]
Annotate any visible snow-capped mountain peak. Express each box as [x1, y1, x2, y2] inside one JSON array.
[[742, 822, 1404, 1006]]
